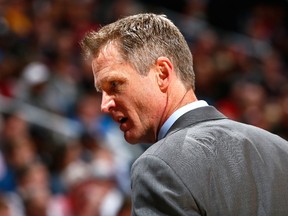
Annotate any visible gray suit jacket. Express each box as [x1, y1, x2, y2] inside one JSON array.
[[131, 106, 288, 216]]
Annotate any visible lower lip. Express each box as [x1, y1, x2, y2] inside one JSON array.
[[120, 122, 128, 132]]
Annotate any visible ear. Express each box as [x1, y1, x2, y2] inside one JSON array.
[[155, 57, 173, 92]]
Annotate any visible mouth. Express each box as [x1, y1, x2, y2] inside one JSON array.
[[118, 117, 128, 124], [117, 116, 129, 132]]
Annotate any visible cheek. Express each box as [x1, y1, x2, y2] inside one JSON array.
[[124, 80, 161, 118], [134, 92, 155, 113], [134, 94, 161, 127]]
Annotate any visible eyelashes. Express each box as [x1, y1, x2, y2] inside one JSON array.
[[98, 76, 128, 94], [111, 81, 118, 88], [108, 80, 123, 93]]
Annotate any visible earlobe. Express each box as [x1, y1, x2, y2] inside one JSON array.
[[156, 57, 173, 92]]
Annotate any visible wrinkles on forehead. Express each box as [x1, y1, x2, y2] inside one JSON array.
[[92, 42, 125, 92], [94, 42, 124, 68]]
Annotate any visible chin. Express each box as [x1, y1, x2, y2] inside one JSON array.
[[124, 130, 143, 144], [124, 132, 155, 144], [124, 134, 139, 144], [123, 125, 157, 144]]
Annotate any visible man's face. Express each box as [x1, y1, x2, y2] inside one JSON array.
[[92, 45, 165, 144]]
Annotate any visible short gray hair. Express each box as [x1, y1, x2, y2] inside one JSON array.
[[80, 13, 195, 90]]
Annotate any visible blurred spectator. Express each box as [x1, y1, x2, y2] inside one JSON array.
[[15, 61, 51, 110], [69, 178, 124, 216], [16, 161, 71, 216], [49, 139, 89, 194], [4, 0, 33, 37], [0, 191, 24, 216], [0, 112, 37, 192], [261, 50, 287, 97], [0, 193, 12, 216]]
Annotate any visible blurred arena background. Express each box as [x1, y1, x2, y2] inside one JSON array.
[[0, 0, 287, 215]]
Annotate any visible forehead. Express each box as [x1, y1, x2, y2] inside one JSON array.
[[91, 44, 133, 90], [92, 43, 123, 71]]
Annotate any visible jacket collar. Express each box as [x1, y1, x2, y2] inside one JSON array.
[[165, 106, 227, 137]]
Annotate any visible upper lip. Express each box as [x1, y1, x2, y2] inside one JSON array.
[[113, 114, 127, 124], [119, 117, 126, 123]]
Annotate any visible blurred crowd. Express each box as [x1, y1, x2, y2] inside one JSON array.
[[0, 0, 287, 215]]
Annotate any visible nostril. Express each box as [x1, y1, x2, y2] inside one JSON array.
[[101, 104, 112, 113], [101, 94, 115, 113]]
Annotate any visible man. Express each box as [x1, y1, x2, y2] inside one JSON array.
[[80, 13, 288, 215]]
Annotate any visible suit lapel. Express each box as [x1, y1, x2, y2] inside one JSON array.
[[166, 106, 227, 137]]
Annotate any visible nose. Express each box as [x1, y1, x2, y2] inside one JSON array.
[[101, 92, 115, 113]]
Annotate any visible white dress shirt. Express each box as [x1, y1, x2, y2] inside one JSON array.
[[157, 100, 208, 140]]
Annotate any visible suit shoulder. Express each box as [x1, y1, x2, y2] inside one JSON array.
[[133, 126, 214, 176]]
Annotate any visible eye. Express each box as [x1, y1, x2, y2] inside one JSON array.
[[109, 81, 121, 93], [102, 77, 127, 94], [111, 81, 117, 88]]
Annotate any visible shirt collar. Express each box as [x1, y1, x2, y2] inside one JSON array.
[[157, 100, 208, 140]]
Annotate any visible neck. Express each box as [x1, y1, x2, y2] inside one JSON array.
[[159, 84, 197, 131]]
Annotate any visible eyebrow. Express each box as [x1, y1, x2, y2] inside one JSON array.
[[95, 74, 128, 92]]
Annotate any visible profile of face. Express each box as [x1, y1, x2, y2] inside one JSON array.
[[92, 44, 166, 144]]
